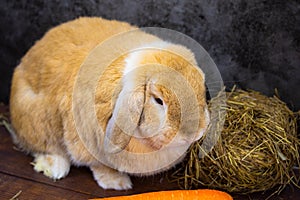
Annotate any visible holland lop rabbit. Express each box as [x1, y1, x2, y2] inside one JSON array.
[[10, 17, 209, 190]]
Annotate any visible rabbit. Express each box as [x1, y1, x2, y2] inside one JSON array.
[[10, 17, 210, 190]]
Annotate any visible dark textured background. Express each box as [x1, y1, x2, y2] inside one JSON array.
[[0, 0, 299, 110]]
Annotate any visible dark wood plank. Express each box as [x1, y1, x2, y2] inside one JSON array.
[[0, 173, 91, 200], [0, 126, 179, 198], [1, 104, 300, 199]]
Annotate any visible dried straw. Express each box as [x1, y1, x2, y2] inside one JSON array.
[[0, 112, 14, 135], [171, 87, 300, 194]]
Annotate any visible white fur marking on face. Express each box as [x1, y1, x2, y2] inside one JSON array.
[[123, 41, 170, 76]]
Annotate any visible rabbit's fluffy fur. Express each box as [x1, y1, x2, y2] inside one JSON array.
[[10, 17, 209, 190]]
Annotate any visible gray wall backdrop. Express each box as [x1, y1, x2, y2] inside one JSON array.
[[0, 0, 299, 110]]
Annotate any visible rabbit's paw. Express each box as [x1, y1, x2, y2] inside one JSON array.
[[32, 154, 70, 180], [91, 165, 132, 190]]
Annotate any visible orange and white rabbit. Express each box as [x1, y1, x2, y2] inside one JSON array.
[[10, 17, 209, 190]]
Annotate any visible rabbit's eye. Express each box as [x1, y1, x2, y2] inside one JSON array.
[[154, 97, 164, 105]]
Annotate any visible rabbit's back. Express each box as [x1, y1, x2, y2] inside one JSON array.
[[19, 17, 136, 94], [9, 17, 136, 153]]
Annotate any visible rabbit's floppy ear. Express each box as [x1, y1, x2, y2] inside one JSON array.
[[104, 84, 145, 154]]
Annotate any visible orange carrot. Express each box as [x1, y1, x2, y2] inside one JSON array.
[[92, 189, 233, 200]]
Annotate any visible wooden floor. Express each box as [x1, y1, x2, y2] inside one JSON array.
[[0, 105, 299, 200]]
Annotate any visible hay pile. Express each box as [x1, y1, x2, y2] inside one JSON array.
[[172, 87, 300, 194]]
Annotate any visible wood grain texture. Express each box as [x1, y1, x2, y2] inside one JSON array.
[[0, 173, 91, 200], [0, 105, 299, 200]]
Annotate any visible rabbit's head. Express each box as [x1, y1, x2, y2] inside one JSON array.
[[103, 41, 209, 174]]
